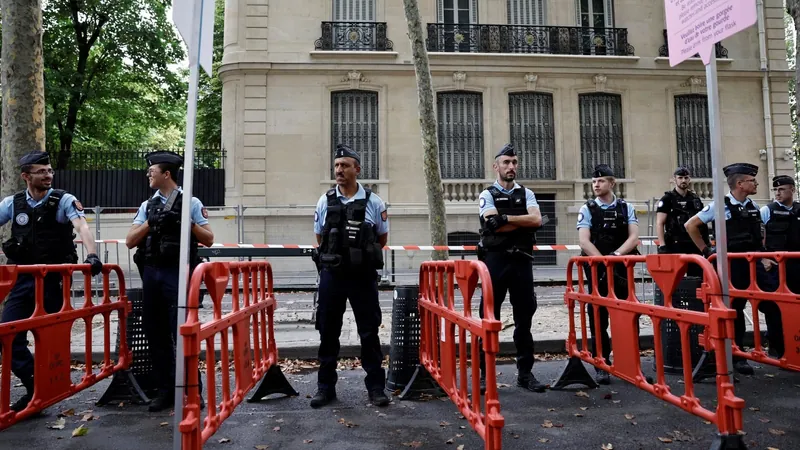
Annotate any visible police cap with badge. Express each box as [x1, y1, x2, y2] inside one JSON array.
[[592, 164, 615, 178], [495, 143, 516, 158], [722, 162, 758, 178], [19, 151, 51, 167], [674, 166, 690, 177], [146, 150, 184, 168], [334, 144, 360, 163], [772, 175, 795, 188]]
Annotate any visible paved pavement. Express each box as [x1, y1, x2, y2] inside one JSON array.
[[2, 358, 798, 449]]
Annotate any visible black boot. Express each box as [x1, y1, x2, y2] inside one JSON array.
[[10, 376, 34, 412], [309, 389, 336, 408], [149, 392, 175, 413], [595, 369, 611, 385], [368, 389, 390, 407], [518, 374, 547, 393], [733, 360, 754, 376]]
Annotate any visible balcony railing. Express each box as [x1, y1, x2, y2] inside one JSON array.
[[425, 23, 635, 56], [314, 21, 394, 51], [658, 29, 728, 59]]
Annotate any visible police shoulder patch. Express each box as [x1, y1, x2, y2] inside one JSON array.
[[657, 200, 663, 209], [381, 210, 388, 222], [577, 212, 584, 223], [314, 211, 319, 223], [74, 200, 84, 212], [201, 207, 208, 219], [702, 205, 710, 212], [479, 197, 486, 208]]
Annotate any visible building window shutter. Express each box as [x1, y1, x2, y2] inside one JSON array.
[[331, 90, 379, 179], [333, 0, 374, 21], [437, 92, 484, 179], [578, 93, 625, 179], [674, 94, 711, 178], [507, 0, 544, 25], [508, 92, 556, 179]]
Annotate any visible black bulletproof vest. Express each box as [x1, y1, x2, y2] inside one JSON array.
[[320, 188, 378, 269], [724, 196, 763, 252], [764, 201, 800, 251], [586, 200, 630, 256], [479, 185, 536, 251], [6, 189, 78, 265], [663, 190, 708, 246], [141, 192, 198, 267]]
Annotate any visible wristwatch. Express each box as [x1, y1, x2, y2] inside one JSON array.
[[612, 251, 621, 256]]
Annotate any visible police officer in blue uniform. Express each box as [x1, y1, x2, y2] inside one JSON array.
[[576, 164, 640, 385], [125, 151, 215, 412], [0, 151, 102, 411], [655, 167, 709, 276], [310, 144, 389, 408], [476, 143, 545, 393], [685, 163, 782, 375]]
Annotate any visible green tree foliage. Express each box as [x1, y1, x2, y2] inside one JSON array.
[[195, 0, 224, 147], [42, 0, 187, 168]]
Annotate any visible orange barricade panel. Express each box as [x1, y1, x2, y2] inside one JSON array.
[[553, 254, 745, 443], [0, 264, 131, 430], [179, 261, 297, 450], [417, 260, 504, 450]]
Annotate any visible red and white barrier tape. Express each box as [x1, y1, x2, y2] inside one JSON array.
[[76, 239, 661, 251]]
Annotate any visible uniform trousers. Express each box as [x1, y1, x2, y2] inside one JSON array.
[[583, 262, 630, 364], [141, 265, 180, 395]]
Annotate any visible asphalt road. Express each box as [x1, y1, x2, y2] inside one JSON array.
[[3, 358, 797, 449]]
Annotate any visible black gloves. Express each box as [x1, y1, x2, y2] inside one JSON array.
[[657, 245, 668, 254], [485, 214, 509, 232], [702, 246, 716, 258], [84, 253, 103, 276]]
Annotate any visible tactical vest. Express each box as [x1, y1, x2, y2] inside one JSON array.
[[318, 188, 383, 271], [724, 196, 763, 253], [764, 201, 800, 251], [585, 200, 631, 256], [479, 185, 536, 252], [139, 192, 199, 268], [1, 189, 78, 265], [663, 190, 709, 247]]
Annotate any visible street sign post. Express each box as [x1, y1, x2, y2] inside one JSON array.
[[664, 1, 758, 446]]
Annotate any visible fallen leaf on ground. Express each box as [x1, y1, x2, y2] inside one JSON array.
[[440, 421, 450, 427], [542, 420, 554, 428], [766, 447, 780, 450], [703, 420, 712, 425], [749, 407, 760, 411], [459, 426, 466, 429], [303, 440, 313, 444], [81, 413, 94, 422], [769, 429, 786, 436], [538, 438, 550, 443], [159, 422, 169, 427], [275, 418, 284, 423], [603, 394, 613, 400], [575, 414, 584, 417], [457, 446, 464, 450], [580, 407, 589, 411], [765, 374, 775, 378], [759, 418, 771, 423], [273, 426, 281, 432], [48, 418, 67, 430], [624, 414, 635, 420], [218, 438, 230, 444], [72, 425, 88, 437], [254, 446, 269, 450], [612, 400, 621, 404], [446, 439, 454, 444], [658, 437, 673, 443], [118, 402, 125, 408], [512, 434, 520, 439], [547, 408, 556, 411], [59, 409, 75, 417], [611, 391, 618, 394], [378, 413, 387, 418], [601, 444, 614, 450], [497, 383, 510, 388], [456, 434, 463, 438], [575, 391, 589, 398]]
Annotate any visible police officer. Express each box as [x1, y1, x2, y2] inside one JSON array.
[[656, 167, 709, 276], [576, 164, 640, 385], [124, 151, 215, 412], [310, 144, 389, 408], [0, 151, 102, 411], [756, 175, 796, 357], [477, 143, 545, 393], [685, 163, 781, 375]]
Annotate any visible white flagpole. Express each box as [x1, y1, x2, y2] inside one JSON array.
[[173, 0, 207, 446]]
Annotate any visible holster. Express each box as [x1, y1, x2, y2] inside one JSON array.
[[1, 237, 25, 263], [476, 241, 487, 261]]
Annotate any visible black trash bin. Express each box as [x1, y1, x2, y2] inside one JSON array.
[[653, 276, 706, 374], [386, 286, 420, 391]]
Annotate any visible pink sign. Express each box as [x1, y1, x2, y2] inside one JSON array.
[[665, 0, 757, 66]]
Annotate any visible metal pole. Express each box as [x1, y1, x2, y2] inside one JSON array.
[[237, 204, 243, 244], [173, 0, 207, 445], [706, 56, 734, 376]]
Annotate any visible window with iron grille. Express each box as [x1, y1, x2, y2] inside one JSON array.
[[508, 92, 555, 179], [331, 90, 379, 179], [437, 92, 484, 179], [578, 93, 625, 178], [333, 0, 374, 21], [674, 94, 711, 178], [507, 0, 545, 25]]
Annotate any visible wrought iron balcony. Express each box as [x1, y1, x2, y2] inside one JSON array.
[[658, 29, 728, 59], [425, 23, 635, 56], [314, 21, 393, 51]]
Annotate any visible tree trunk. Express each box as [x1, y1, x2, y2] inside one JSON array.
[[0, 0, 46, 304], [402, 0, 448, 261]]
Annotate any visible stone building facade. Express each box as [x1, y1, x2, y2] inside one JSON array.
[[218, 0, 793, 266]]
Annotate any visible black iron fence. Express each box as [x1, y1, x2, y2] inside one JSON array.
[[315, 21, 394, 51], [426, 23, 635, 56], [53, 147, 226, 207], [659, 29, 728, 59]]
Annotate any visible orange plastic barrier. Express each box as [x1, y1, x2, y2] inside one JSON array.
[[418, 260, 504, 450], [553, 254, 745, 442], [0, 264, 131, 430], [179, 261, 297, 450], [709, 252, 800, 372]]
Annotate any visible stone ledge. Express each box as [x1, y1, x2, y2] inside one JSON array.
[[309, 50, 399, 59]]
